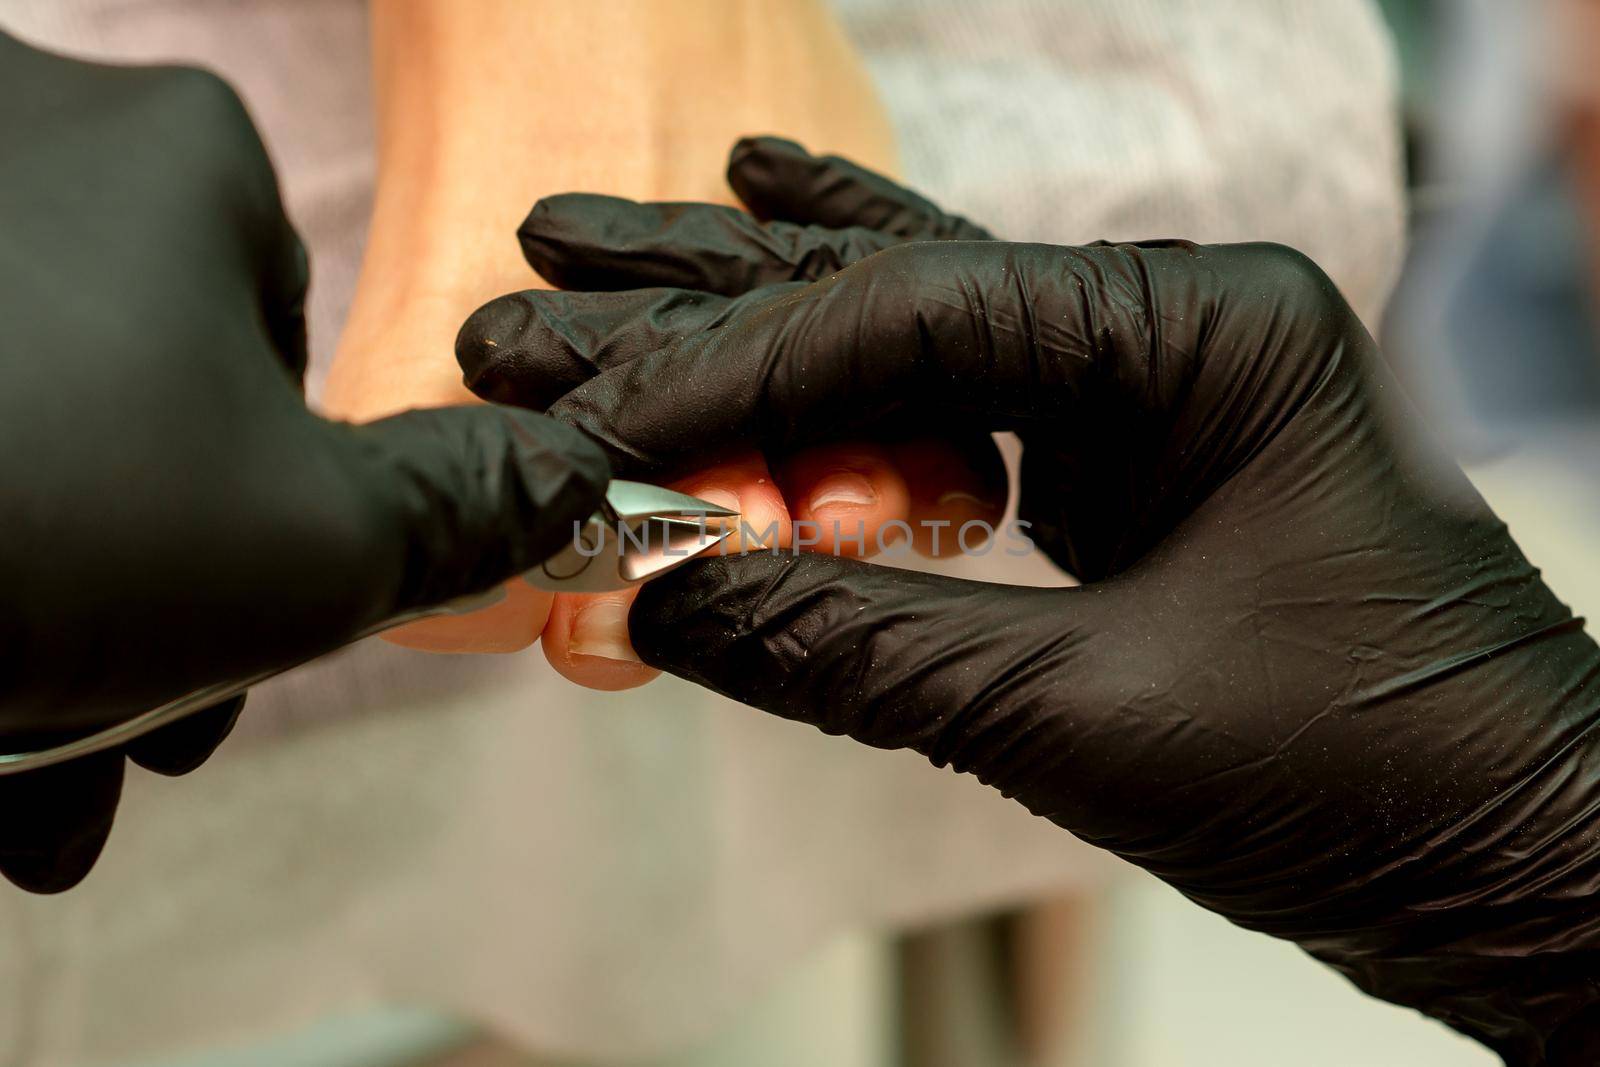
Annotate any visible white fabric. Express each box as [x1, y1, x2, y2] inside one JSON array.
[[839, 0, 1405, 326], [0, 1, 1403, 1064]]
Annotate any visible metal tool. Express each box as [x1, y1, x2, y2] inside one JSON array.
[[0, 481, 739, 776], [524, 480, 739, 593]]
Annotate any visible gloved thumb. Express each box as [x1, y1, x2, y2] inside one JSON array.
[[339, 405, 609, 618], [629, 551, 1109, 799]]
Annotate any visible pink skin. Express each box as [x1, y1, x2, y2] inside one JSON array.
[[886, 439, 1007, 558], [383, 575, 555, 654], [541, 449, 790, 689], [541, 439, 1008, 690]]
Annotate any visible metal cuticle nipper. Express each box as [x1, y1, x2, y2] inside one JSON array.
[[523, 479, 740, 593], [0, 481, 739, 776]]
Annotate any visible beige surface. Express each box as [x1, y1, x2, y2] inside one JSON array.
[[326, 0, 897, 419]]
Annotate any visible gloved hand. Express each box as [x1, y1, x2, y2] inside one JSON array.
[[0, 33, 607, 893], [457, 137, 1600, 1064]]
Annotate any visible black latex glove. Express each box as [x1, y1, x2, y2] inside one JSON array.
[[0, 33, 608, 893], [457, 138, 1600, 1063]]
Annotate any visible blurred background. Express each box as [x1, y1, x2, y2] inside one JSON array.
[[3, 0, 1597, 1064]]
